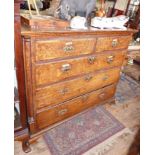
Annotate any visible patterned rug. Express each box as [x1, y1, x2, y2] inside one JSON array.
[[115, 73, 139, 104], [43, 105, 124, 155]]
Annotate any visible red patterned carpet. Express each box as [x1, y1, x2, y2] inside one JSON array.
[[43, 105, 124, 155]]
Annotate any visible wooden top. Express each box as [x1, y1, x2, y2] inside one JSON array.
[[21, 25, 137, 38]]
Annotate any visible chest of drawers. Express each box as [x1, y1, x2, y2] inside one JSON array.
[[21, 28, 135, 138]]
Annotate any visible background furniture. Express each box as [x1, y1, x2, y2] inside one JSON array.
[[14, 0, 31, 152], [125, 0, 140, 30], [123, 43, 140, 81]]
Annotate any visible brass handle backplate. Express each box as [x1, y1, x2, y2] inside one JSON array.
[[58, 109, 68, 116], [99, 93, 105, 99], [107, 55, 115, 64], [112, 39, 118, 47], [59, 88, 68, 95], [102, 75, 109, 81], [61, 64, 71, 72], [88, 56, 96, 64], [84, 75, 93, 81], [82, 94, 89, 102], [63, 42, 74, 52]]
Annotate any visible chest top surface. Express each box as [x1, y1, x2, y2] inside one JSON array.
[[21, 25, 136, 38]]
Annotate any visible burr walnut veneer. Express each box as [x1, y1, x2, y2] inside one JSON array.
[[21, 27, 135, 150]]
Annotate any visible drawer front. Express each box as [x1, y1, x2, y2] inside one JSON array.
[[36, 84, 116, 129], [35, 51, 125, 86], [96, 36, 131, 52], [35, 38, 96, 61], [35, 68, 120, 109]]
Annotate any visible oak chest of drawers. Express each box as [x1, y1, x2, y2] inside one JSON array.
[[21, 28, 135, 138]]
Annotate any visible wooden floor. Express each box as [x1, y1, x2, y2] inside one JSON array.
[[123, 63, 140, 81]]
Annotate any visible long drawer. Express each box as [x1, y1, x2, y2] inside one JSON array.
[[35, 67, 120, 109], [96, 36, 131, 52], [35, 38, 96, 61], [36, 84, 116, 130], [35, 51, 125, 86]]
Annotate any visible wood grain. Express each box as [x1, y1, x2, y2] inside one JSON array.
[[35, 68, 120, 109], [21, 26, 137, 38], [14, 1, 31, 152], [14, 1, 28, 132], [35, 51, 126, 86], [35, 38, 96, 61], [96, 36, 132, 52], [36, 84, 116, 130]]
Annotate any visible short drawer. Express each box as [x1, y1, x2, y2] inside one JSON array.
[[35, 51, 125, 86], [35, 67, 120, 109], [96, 36, 131, 52], [35, 38, 96, 61], [36, 84, 116, 130]]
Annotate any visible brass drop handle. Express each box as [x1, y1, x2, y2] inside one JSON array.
[[58, 109, 68, 116], [102, 75, 109, 81], [63, 42, 74, 52], [84, 75, 93, 81], [112, 39, 118, 47], [82, 94, 89, 102], [107, 55, 115, 64], [99, 93, 105, 99], [59, 88, 68, 95], [88, 56, 96, 64], [61, 64, 71, 72]]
